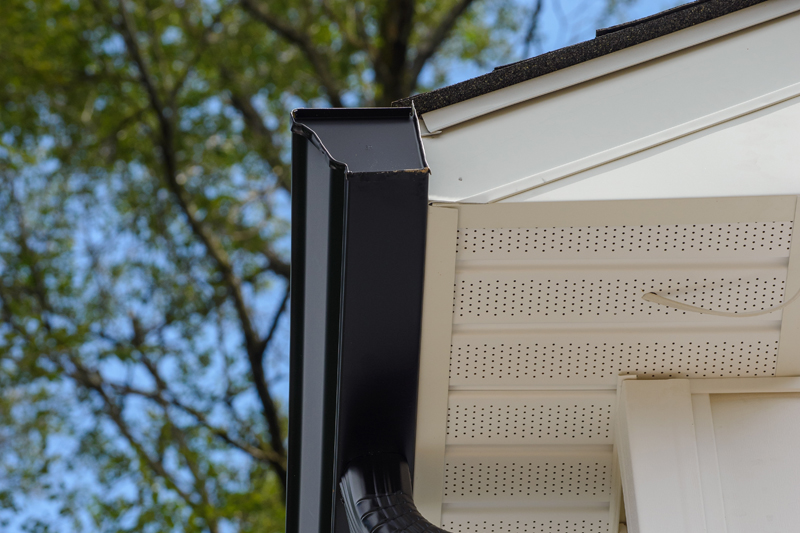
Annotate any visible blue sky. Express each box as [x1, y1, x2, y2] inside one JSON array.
[[439, 0, 683, 85]]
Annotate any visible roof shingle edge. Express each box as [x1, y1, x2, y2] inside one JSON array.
[[393, 0, 771, 115]]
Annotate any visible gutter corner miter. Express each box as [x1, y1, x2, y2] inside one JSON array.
[[288, 108, 446, 533]]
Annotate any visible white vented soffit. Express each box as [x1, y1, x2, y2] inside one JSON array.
[[414, 195, 800, 533]]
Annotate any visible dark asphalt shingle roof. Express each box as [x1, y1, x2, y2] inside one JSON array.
[[394, 0, 772, 115]]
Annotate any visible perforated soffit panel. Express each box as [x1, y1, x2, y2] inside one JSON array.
[[414, 195, 800, 533]]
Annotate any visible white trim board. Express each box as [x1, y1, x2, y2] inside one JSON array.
[[616, 379, 707, 533], [616, 377, 800, 533], [777, 198, 800, 375], [609, 375, 636, 533], [421, 0, 800, 133], [413, 206, 458, 526]]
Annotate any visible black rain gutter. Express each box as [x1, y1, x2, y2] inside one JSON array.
[[288, 107, 446, 533]]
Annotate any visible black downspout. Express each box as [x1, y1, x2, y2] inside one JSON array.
[[288, 108, 448, 533], [340, 454, 449, 533]]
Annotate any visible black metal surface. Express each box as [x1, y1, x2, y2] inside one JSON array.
[[286, 134, 306, 533], [288, 132, 347, 533], [293, 107, 426, 173], [339, 454, 451, 533], [288, 107, 430, 533], [336, 170, 428, 476]]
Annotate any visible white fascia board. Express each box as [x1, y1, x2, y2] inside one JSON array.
[[421, 0, 800, 133], [423, 10, 800, 203]]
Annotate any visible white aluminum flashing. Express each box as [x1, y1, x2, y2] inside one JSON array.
[[414, 196, 800, 533], [507, 95, 800, 204], [422, 9, 800, 203], [420, 0, 800, 133]]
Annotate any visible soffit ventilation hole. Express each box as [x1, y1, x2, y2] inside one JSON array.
[[443, 459, 610, 499], [449, 338, 779, 383], [643, 283, 800, 317], [446, 400, 612, 443], [442, 517, 608, 533], [454, 275, 786, 320], [456, 222, 792, 258]]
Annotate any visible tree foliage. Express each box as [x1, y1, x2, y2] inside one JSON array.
[[0, 0, 637, 531]]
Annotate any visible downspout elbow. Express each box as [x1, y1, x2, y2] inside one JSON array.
[[339, 453, 451, 533]]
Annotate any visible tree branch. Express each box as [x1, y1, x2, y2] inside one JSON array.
[[169, 4, 228, 107], [254, 285, 291, 363], [523, 0, 544, 58], [239, 0, 344, 106], [70, 359, 196, 506], [114, 0, 290, 492], [169, 418, 220, 533], [319, 0, 371, 54], [246, 285, 291, 492], [78, 317, 286, 470], [118, 0, 259, 338], [373, 0, 416, 105], [223, 74, 291, 194], [117, 0, 285, 340], [116, 0, 168, 124], [121, 360, 287, 467], [260, 246, 291, 280], [409, 0, 478, 87], [128, 383, 285, 465], [15, 211, 51, 320]]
